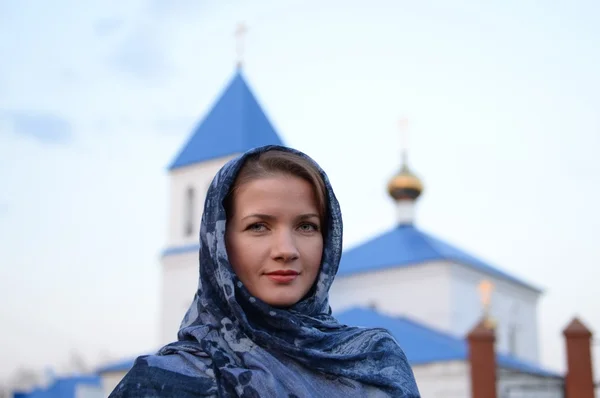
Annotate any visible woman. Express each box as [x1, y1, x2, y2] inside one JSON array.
[[109, 145, 420, 397]]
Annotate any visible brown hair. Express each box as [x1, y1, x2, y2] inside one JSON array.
[[225, 150, 328, 228]]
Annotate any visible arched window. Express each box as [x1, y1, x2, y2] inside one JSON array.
[[508, 303, 519, 356], [184, 186, 195, 236], [508, 324, 518, 356]]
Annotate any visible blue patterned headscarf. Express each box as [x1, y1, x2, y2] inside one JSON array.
[[109, 145, 420, 397]]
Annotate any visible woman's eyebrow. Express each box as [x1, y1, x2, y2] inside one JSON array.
[[240, 213, 320, 221], [241, 213, 276, 221], [298, 213, 320, 220]]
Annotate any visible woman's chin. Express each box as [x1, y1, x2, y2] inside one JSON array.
[[259, 293, 302, 308]]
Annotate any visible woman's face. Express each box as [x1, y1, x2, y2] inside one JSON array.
[[225, 174, 324, 307]]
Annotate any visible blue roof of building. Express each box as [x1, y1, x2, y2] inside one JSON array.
[[12, 375, 101, 398], [97, 308, 560, 379], [338, 224, 541, 292], [168, 68, 285, 170], [96, 356, 141, 374], [336, 307, 561, 378], [161, 225, 541, 292]]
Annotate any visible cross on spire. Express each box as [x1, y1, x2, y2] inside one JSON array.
[[398, 117, 410, 166], [235, 22, 247, 68]]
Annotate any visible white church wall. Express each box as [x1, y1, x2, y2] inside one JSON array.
[[412, 361, 470, 398], [75, 383, 104, 398], [329, 261, 453, 333], [450, 263, 541, 363], [166, 155, 235, 248], [497, 369, 564, 398], [160, 250, 199, 345], [412, 362, 563, 398], [161, 154, 235, 345]]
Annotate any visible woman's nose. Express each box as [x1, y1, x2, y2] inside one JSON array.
[[272, 230, 299, 262]]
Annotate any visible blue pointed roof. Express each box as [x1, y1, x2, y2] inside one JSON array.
[[336, 307, 560, 378], [168, 69, 285, 170], [338, 224, 541, 292]]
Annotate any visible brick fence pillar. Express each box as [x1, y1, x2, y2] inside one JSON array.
[[467, 318, 497, 398], [563, 317, 595, 398]]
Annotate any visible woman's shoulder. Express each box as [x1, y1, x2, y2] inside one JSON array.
[[355, 326, 412, 364], [335, 325, 420, 395], [339, 324, 405, 352], [108, 355, 218, 398]]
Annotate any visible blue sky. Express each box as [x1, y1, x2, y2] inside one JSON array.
[[1, 0, 600, 382]]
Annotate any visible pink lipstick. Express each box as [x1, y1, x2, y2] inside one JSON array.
[[265, 270, 299, 283]]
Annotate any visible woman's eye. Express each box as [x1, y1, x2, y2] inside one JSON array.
[[248, 223, 266, 232], [299, 223, 319, 232]]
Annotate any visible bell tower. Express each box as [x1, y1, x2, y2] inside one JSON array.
[[159, 24, 286, 344]]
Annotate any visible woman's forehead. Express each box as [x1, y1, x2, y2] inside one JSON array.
[[231, 176, 319, 213]]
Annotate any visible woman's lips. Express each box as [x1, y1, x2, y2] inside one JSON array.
[[265, 270, 299, 283]]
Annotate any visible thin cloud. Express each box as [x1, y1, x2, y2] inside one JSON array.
[[109, 29, 173, 82], [0, 1, 14, 25], [146, 0, 206, 17], [0, 202, 8, 218], [102, 1, 208, 83], [94, 17, 124, 37], [0, 110, 73, 145], [155, 118, 196, 135]]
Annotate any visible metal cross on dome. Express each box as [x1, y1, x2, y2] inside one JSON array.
[[398, 117, 410, 165], [235, 22, 247, 68]]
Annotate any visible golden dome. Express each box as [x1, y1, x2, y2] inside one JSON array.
[[387, 164, 423, 201]]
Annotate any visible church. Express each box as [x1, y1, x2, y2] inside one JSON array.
[[90, 63, 567, 397]]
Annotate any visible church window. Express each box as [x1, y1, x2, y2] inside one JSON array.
[[508, 324, 518, 355], [184, 186, 195, 237], [508, 304, 519, 356]]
